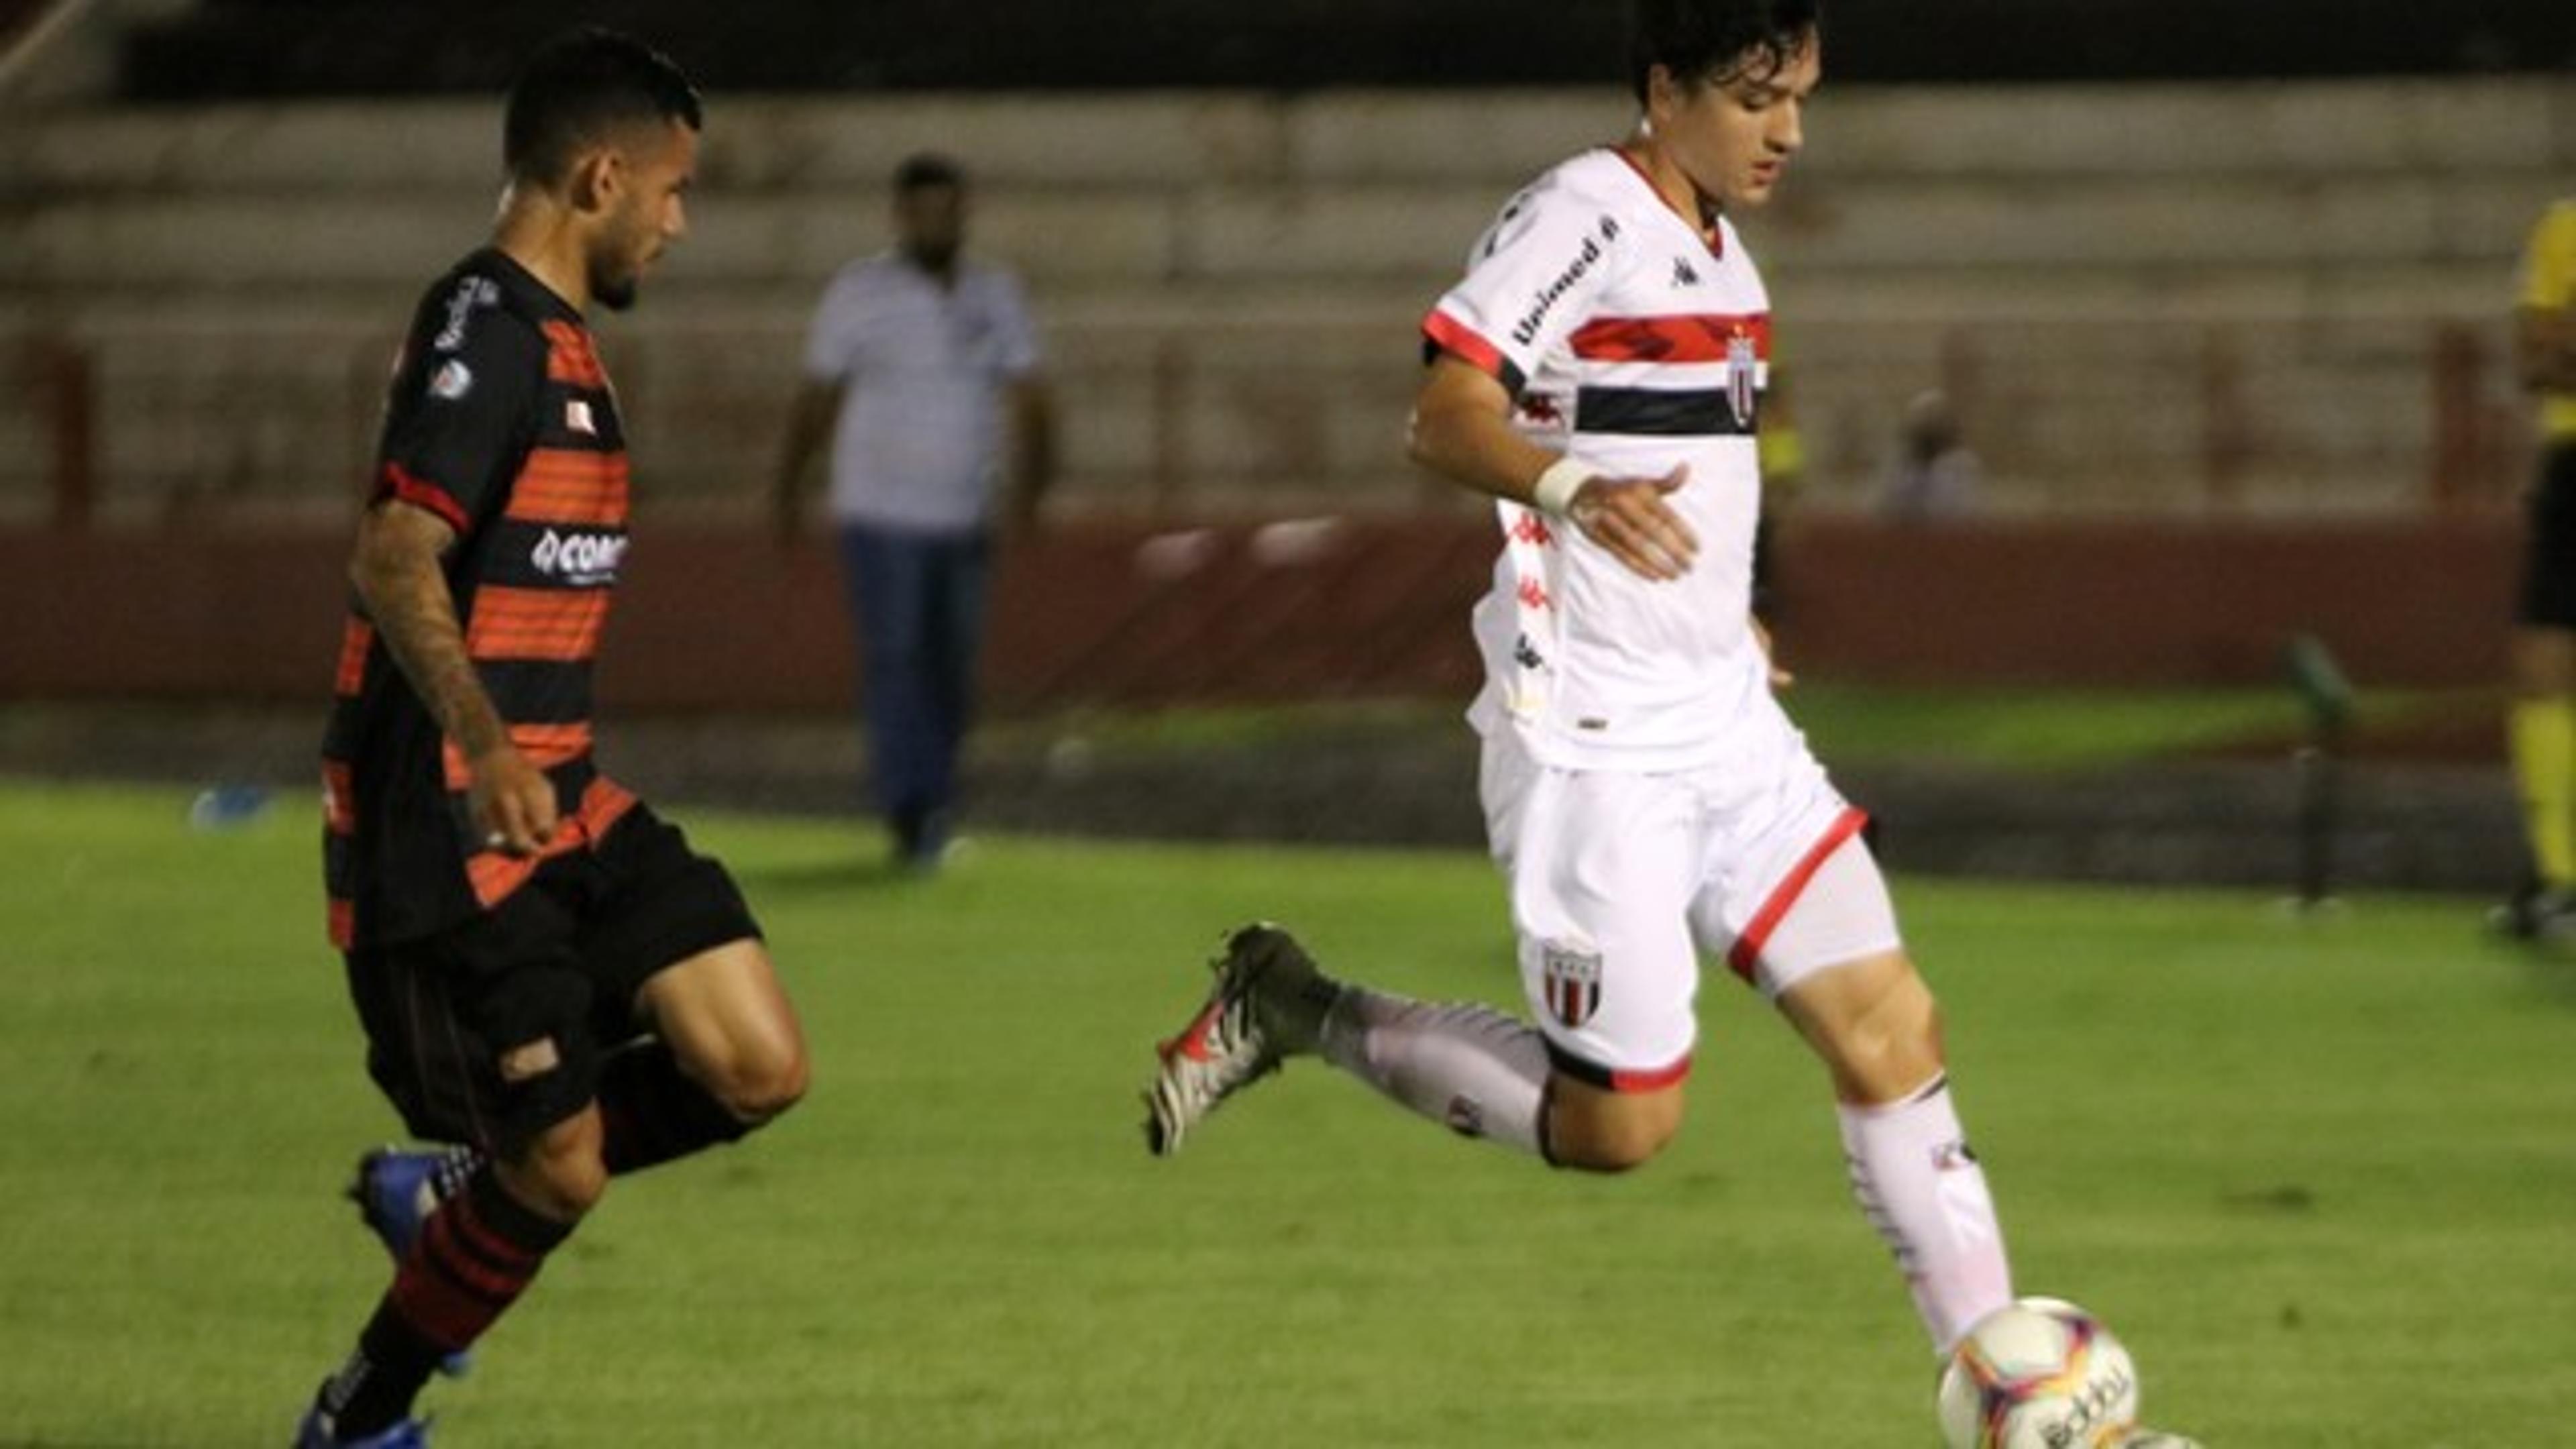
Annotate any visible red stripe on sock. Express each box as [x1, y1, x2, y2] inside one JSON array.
[[444, 1191, 541, 1273], [385, 1199, 546, 1351], [388, 1253, 501, 1352]]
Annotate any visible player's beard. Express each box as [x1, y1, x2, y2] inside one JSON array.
[[590, 214, 653, 313], [593, 268, 639, 313], [590, 243, 643, 312]]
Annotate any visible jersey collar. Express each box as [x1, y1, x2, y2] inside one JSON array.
[[1603, 145, 1726, 260]]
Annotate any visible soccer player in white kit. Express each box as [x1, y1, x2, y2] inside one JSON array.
[[1142, 5, 2192, 1438]]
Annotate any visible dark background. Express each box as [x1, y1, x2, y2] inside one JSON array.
[[124, 0, 2576, 101]]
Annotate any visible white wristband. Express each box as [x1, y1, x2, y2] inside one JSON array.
[[1530, 457, 1590, 517]]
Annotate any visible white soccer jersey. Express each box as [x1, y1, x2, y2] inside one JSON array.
[[1425, 148, 1779, 772]]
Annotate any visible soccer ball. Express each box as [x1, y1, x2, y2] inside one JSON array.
[[1937, 1297, 2140, 1449]]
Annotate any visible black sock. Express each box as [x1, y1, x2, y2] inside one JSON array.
[[596, 1041, 753, 1175], [320, 1167, 575, 1438], [313, 1303, 447, 1439]]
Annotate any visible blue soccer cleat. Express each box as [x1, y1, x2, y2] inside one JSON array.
[[293, 1405, 431, 1448], [347, 1145, 480, 1377]]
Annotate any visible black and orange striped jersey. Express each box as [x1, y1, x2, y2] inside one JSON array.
[[322, 250, 641, 948]]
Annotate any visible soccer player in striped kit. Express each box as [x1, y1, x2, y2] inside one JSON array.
[[1143, 3, 2190, 1440], [297, 31, 807, 1446]]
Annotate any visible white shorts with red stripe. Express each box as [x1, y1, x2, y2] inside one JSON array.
[[1477, 722, 1901, 1092]]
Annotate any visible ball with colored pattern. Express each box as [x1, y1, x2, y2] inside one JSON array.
[[1937, 1297, 2141, 1449]]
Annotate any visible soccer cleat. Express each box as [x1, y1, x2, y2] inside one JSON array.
[[293, 1405, 431, 1448], [348, 1146, 480, 1377], [1141, 923, 1330, 1157], [2489, 883, 2576, 947]]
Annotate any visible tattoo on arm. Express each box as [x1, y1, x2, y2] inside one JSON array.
[[350, 506, 508, 760]]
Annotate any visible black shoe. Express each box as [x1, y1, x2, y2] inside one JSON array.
[[2489, 882, 2576, 946]]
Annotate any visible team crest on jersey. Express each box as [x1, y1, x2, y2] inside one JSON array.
[[429, 359, 474, 400], [1540, 940, 1603, 1030], [1725, 330, 1760, 426]]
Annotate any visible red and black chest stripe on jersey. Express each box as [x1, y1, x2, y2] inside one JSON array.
[[1566, 313, 1772, 437]]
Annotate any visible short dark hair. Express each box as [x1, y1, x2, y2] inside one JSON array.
[[1627, 0, 1821, 103], [504, 28, 702, 186], [894, 152, 965, 194]]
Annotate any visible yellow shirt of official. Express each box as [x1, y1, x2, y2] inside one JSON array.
[[2520, 199, 2576, 443]]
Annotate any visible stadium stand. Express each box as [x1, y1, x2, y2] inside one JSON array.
[[0, 1, 2563, 529], [4, 71, 2561, 527]]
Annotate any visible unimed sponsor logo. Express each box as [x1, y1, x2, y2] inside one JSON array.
[[531, 528, 628, 585], [1508, 217, 1621, 347]]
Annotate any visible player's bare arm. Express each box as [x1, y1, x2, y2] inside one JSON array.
[[348, 499, 558, 854], [1407, 354, 1699, 580]]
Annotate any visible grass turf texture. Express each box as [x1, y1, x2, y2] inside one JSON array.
[[986, 684, 2473, 777], [2, 780, 2569, 1446]]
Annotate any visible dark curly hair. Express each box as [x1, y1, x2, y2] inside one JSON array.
[[1628, 0, 1821, 102]]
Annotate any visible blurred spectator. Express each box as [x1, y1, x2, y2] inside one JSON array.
[[1876, 388, 1981, 522], [773, 154, 1057, 871], [2498, 197, 2576, 940]]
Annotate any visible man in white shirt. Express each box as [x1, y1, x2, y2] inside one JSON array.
[[775, 154, 1055, 869], [1140, 7, 2198, 1440]]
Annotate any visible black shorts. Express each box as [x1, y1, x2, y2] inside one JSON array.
[[2518, 444, 2576, 629], [343, 803, 761, 1156]]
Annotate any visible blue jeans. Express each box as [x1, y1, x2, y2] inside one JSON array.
[[837, 523, 991, 855]]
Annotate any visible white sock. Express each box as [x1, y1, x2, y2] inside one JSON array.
[[1316, 989, 1550, 1157], [1837, 1076, 2015, 1352]]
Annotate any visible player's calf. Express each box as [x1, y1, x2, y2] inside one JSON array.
[[1542, 1077, 1685, 1172]]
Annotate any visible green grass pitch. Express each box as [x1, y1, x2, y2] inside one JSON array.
[[2, 779, 2571, 1446]]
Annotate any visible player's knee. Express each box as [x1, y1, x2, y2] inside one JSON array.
[[708, 1039, 809, 1126], [504, 1114, 610, 1220], [1831, 970, 1945, 1102]]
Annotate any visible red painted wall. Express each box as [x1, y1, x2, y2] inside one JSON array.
[[0, 514, 2515, 710]]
